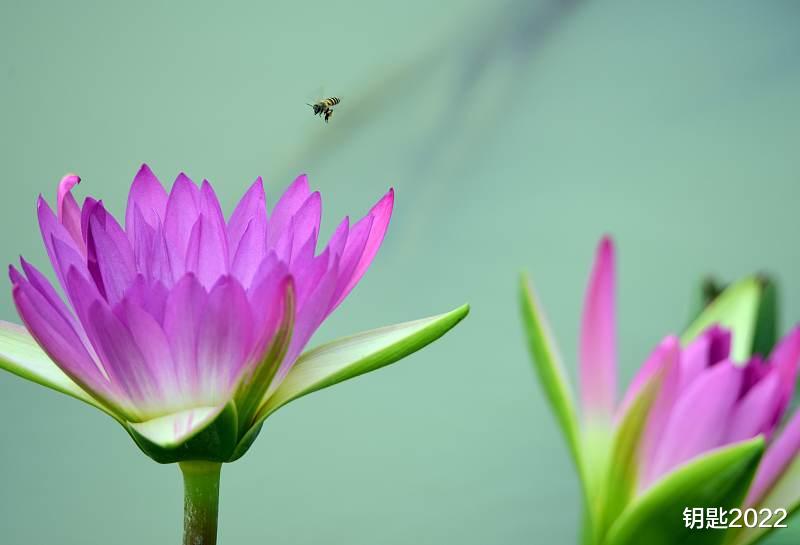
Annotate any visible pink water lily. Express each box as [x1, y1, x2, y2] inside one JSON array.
[[0, 165, 468, 545], [11, 165, 392, 426], [520, 237, 800, 545]]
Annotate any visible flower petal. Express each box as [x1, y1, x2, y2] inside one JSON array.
[[164, 173, 201, 278], [287, 192, 321, 263], [332, 189, 393, 309], [647, 360, 743, 483], [85, 299, 162, 419], [57, 173, 84, 249], [580, 236, 617, 421], [746, 408, 800, 506], [185, 214, 228, 290], [267, 174, 310, 248], [12, 277, 119, 411], [162, 274, 207, 400], [125, 164, 167, 236], [116, 297, 180, 409], [131, 206, 173, 286], [38, 196, 84, 290], [87, 209, 136, 305], [617, 336, 679, 420], [194, 277, 254, 404], [228, 177, 267, 254]]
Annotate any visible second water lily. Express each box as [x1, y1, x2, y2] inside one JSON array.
[[520, 237, 800, 545]]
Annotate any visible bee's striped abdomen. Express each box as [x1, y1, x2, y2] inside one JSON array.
[[309, 97, 341, 123]]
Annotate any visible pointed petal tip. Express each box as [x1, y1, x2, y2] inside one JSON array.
[[292, 173, 309, 188], [8, 264, 22, 285], [598, 234, 615, 258], [579, 235, 618, 418]]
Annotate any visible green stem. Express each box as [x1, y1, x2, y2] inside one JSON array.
[[180, 461, 222, 545]]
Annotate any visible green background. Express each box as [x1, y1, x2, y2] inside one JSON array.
[[1, 1, 799, 543]]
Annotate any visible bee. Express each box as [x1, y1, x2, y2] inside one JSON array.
[[308, 97, 340, 123]]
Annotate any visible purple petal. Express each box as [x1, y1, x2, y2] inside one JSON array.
[[332, 190, 393, 310], [579, 236, 617, 420], [38, 196, 84, 291], [678, 326, 732, 391], [164, 173, 201, 278], [85, 299, 161, 416], [12, 278, 116, 407], [57, 173, 84, 249], [231, 220, 266, 287], [267, 174, 310, 248], [768, 327, 800, 423], [80, 197, 100, 247], [185, 215, 228, 290], [228, 177, 267, 260], [195, 277, 254, 403], [331, 215, 373, 307], [116, 297, 179, 407], [647, 360, 743, 483], [324, 217, 349, 261], [163, 274, 208, 397], [125, 164, 168, 237], [248, 271, 293, 358], [287, 193, 322, 263], [88, 210, 136, 305], [725, 372, 780, 443], [747, 408, 800, 506], [617, 335, 679, 420], [132, 206, 173, 286], [19, 258, 78, 330], [276, 258, 340, 384], [123, 275, 169, 325], [52, 236, 96, 312], [293, 243, 330, 307], [57, 174, 80, 222]]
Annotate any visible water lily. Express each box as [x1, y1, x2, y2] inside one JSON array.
[[0, 165, 468, 544], [519, 236, 800, 545]]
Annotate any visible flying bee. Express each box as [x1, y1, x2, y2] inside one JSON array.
[[308, 97, 340, 123]]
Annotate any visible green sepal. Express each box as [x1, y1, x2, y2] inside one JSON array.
[[595, 371, 664, 542], [605, 437, 765, 545], [682, 278, 761, 362], [228, 304, 469, 461], [750, 276, 779, 358], [0, 320, 119, 420], [126, 402, 239, 464], [519, 273, 582, 474]]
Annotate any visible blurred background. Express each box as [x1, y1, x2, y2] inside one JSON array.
[[1, 0, 799, 543]]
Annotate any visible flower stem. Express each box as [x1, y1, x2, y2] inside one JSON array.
[[180, 461, 222, 545]]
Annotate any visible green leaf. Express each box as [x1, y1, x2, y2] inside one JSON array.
[[127, 402, 239, 464], [605, 437, 765, 545], [229, 303, 470, 461], [729, 454, 800, 545], [0, 320, 114, 417], [682, 278, 761, 362], [519, 273, 582, 474], [596, 372, 664, 542]]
